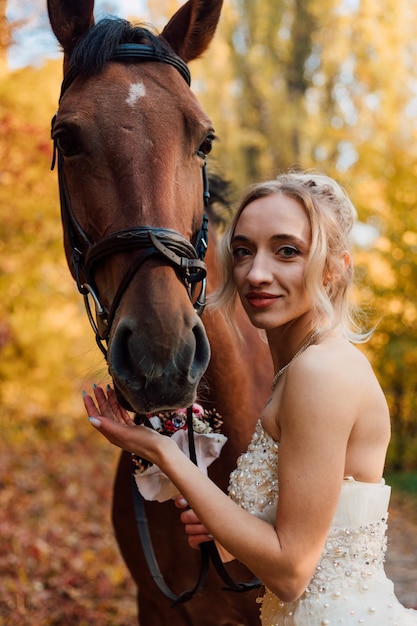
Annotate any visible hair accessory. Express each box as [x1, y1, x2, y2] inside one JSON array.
[[271, 330, 319, 390]]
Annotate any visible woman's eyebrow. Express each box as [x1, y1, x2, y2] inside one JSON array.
[[231, 233, 306, 247], [271, 233, 306, 247], [231, 234, 251, 244]]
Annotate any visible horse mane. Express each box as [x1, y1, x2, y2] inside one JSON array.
[[206, 173, 234, 230], [69, 18, 172, 77]]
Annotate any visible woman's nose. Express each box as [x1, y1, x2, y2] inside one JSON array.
[[246, 253, 273, 285]]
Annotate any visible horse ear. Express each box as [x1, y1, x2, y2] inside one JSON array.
[[161, 0, 223, 62], [47, 0, 95, 59]]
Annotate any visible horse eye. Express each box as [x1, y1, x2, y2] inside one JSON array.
[[54, 129, 83, 158], [198, 133, 215, 157]]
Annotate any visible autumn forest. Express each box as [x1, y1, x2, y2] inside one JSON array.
[[1, 0, 417, 623]]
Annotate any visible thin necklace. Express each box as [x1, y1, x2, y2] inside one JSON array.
[[271, 330, 320, 391]]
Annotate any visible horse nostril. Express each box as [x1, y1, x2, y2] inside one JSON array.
[[109, 319, 134, 379], [108, 314, 210, 407], [190, 316, 211, 381]]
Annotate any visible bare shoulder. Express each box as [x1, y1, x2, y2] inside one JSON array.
[[289, 335, 378, 392], [274, 334, 389, 489], [281, 335, 388, 428]]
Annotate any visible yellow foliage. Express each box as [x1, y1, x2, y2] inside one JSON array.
[[363, 255, 396, 289], [2, 0, 417, 465]]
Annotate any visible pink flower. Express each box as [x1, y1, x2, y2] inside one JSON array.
[[192, 403, 204, 417]]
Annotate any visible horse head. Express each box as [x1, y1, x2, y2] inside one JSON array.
[[48, 0, 223, 413]]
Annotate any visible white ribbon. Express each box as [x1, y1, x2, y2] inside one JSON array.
[[133, 429, 228, 502]]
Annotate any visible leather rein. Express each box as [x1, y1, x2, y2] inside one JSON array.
[[51, 42, 260, 605]]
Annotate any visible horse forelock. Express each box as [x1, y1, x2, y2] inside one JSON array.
[[69, 18, 173, 77]]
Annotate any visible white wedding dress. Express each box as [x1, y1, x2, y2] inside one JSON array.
[[228, 420, 417, 625]]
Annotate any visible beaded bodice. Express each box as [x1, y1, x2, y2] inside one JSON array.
[[305, 517, 387, 596], [226, 421, 414, 626], [228, 419, 279, 524]]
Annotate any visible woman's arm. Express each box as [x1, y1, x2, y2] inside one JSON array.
[[84, 365, 354, 603]]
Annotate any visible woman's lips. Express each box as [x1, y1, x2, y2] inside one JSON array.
[[245, 292, 280, 309]]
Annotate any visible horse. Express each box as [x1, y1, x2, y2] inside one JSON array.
[[47, 1, 272, 623]]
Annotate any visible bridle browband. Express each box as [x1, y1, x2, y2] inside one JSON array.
[[51, 43, 207, 358], [59, 43, 191, 98], [51, 41, 260, 604]]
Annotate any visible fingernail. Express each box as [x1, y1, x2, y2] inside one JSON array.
[[207, 534, 214, 539], [89, 417, 101, 427], [179, 498, 188, 507], [82, 390, 87, 397], [93, 383, 97, 389]]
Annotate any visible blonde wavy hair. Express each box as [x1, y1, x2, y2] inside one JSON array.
[[211, 170, 370, 343]]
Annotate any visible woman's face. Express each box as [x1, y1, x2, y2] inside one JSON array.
[[231, 192, 313, 332]]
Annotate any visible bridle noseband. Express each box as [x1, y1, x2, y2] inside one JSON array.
[[51, 43, 208, 358]]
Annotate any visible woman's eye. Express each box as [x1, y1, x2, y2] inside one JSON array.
[[278, 245, 299, 258], [232, 246, 252, 258]]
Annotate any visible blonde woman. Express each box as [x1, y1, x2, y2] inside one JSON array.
[[85, 171, 417, 625]]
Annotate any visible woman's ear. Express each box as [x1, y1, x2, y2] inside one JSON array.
[[323, 262, 332, 286], [324, 251, 351, 286], [341, 250, 351, 269]]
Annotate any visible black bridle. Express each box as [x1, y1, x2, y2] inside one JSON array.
[[52, 139, 209, 357], [52, 44, 208, 357], [51, 42, 260, 604]]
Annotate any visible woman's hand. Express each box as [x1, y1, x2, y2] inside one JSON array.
[[175, 495, 235, 562], [174, 495, 213, 549], [83, 385, 166, 462], [83, 384, 135, 427]]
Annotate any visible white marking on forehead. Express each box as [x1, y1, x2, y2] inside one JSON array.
[[126, 81, 146, 106]]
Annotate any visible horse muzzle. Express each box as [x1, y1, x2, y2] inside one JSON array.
[[108, 312, 211, 413]]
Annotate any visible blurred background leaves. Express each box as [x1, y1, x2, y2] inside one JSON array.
[[2, 0, 417, 466], [1, 0, 417, 621]]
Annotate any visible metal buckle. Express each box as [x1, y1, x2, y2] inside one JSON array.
[[82, 283, 109, 340]]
